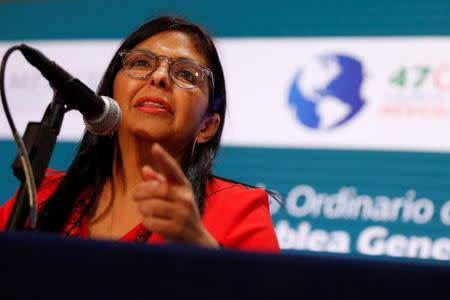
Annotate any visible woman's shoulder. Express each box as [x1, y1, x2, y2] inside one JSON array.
[[203, 176, 280, 252], [206, 176, 267, 200], [204, 176, 274, 222], [40, 169, 65, 188], [10, 169, 64, 201], [33, 169, 65, 199], [11, 168, 64, 204], [0, 169, 65, 230]]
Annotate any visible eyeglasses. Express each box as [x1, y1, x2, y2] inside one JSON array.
[[118, 49, 214, 90]]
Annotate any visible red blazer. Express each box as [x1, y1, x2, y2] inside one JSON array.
[[0, 171, 280, 253]]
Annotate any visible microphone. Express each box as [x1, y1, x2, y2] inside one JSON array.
[[18, 44, 121, 136]]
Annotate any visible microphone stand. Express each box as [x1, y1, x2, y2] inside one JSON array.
[[6, 92, 66, 230]]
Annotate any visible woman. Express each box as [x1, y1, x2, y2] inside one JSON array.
[[0, 16, 279, 252]]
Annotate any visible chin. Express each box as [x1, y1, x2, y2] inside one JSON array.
[[120, 116, 170, 138], [132, 129, 167, 141]]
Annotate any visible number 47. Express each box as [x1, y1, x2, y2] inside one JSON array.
[[390, 66, 431, 88]]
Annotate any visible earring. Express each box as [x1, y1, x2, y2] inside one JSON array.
[[191, 138, 197, 160]]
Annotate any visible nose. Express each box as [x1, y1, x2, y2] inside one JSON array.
[[149, 59, 171, 89]]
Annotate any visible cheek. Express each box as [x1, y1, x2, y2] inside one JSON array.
[[178, 90, 209, 121], [112, 71, 141, 108]]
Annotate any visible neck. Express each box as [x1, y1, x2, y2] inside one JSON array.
[[110, 133, 188, 194]]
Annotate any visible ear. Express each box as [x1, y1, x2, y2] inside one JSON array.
[[195, 113, 221, 144]]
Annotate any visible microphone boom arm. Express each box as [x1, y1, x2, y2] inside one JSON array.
[[7, 93, 66, 230]]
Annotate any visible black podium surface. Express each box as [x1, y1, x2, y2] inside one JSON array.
[[0, 232, 449, 299]]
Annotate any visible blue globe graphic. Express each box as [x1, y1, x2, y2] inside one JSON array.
[[288, 54, 365, 130]]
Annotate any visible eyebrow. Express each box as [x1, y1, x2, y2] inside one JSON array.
[[133, 48, 205, 65]]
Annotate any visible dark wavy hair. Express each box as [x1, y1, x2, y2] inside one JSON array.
[[36, 16, 226, 232]]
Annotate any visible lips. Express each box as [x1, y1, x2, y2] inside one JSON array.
[[134, 96, 173, 114]]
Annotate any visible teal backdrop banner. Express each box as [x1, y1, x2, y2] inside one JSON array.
[[0, 0, 450, 39]]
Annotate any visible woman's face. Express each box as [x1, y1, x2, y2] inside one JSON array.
[[113, 30, 214, 157]]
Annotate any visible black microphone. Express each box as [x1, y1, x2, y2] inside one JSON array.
[[18, 44, 121, 136]]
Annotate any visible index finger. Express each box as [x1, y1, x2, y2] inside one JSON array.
[[151, 143, 190, 186]]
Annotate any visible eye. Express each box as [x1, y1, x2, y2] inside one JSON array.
[[131, 59, 150, 67], [176, 69, 196, 83], [124, 53, 155, 70], [172, 61, 202, 86]]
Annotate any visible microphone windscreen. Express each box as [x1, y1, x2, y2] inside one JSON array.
[[84, 96, 121, 136]]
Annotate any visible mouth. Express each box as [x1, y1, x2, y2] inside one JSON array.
[[134, 96, 173, 114]]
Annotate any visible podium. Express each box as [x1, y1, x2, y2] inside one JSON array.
[[0, 232, 449, 299]]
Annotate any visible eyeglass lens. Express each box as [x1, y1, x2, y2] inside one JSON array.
[[121, 50, 206, 88]]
